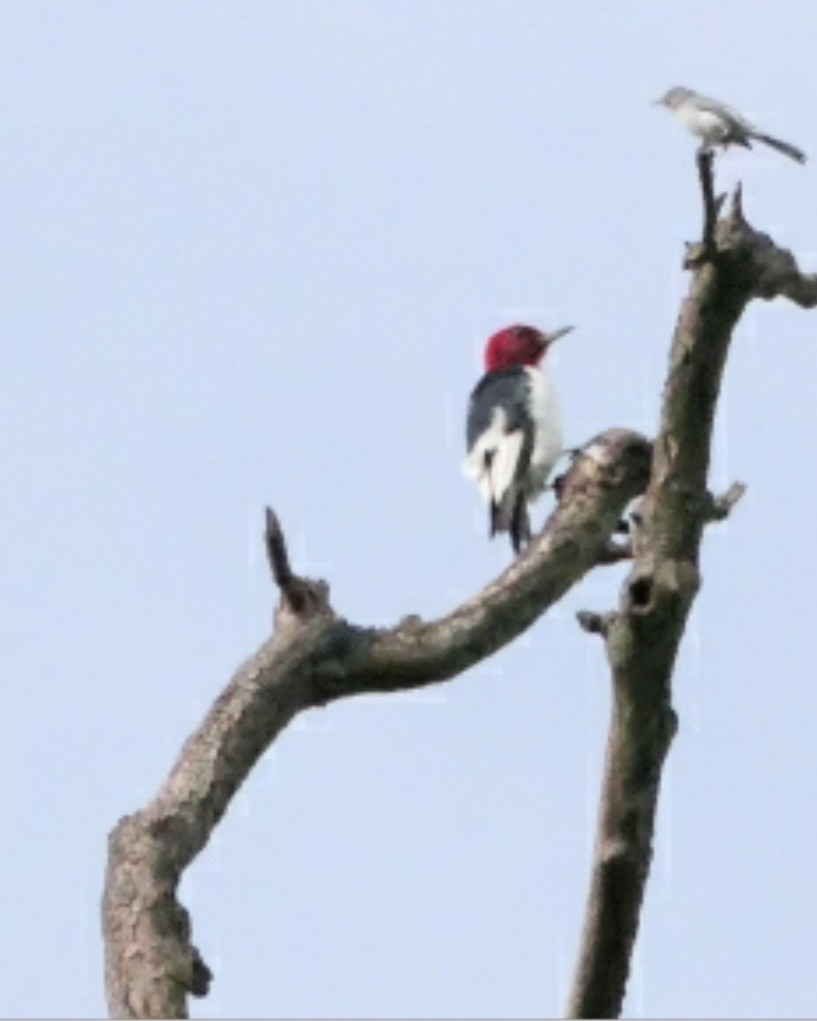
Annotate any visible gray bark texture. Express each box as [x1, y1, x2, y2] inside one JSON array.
[[102, 156, 817, 1019]]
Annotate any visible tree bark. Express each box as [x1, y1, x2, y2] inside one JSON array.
[[102, 428, 651, 1019], [566, 177, 817, 1019]]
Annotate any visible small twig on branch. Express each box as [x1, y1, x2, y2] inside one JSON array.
[[264, 506, 294, 590], [731, 182, 745, 224], [264, 506, 330, 623], [576, 611, 616, 638], [706, 481, 747, 522]]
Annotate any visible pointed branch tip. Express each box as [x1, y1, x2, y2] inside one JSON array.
[[264, 506, 294, 588], [264, 507, 331, 622]]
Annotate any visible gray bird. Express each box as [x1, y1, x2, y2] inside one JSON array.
[[655, 86, 806, 164]]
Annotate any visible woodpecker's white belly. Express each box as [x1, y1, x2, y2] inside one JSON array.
[[524, 366, 562, 498]]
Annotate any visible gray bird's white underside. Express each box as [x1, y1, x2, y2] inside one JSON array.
[[673, 94, 753, 144]]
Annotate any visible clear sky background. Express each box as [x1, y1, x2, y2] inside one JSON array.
[[3, 3, 817, 1018]]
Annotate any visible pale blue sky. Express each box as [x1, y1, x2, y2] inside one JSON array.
[[3, 3, 817, 1018]]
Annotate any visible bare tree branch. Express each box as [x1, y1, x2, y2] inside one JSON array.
[[102, 428, 650, 1019], [567, 189, 817, 1019]]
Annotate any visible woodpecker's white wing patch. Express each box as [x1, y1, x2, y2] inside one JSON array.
[[463, 407, 525, 505]]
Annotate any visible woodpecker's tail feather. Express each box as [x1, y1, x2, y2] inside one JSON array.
[[490, 488, 530, 555], [750, 132, 806, 164], [510, 498, 531, 555], [489, 497, 510, 540]]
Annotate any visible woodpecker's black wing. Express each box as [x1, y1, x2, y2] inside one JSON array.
[[465, 367, 535, 553]]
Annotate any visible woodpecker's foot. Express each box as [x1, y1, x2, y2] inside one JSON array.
[[551, 447, 588, 502]]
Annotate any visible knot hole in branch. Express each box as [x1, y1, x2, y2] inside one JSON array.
[[629, 575, 653, 611]]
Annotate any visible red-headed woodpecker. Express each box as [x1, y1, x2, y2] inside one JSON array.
[[464, 323, 573, 554]]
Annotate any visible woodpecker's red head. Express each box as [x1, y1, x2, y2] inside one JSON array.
[[484, 324, 574, 372]]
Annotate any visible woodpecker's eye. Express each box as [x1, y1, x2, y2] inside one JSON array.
[[513, 326, 542, 349]]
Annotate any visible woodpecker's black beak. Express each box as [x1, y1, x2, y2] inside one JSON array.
[[544, 326, 574, 345]]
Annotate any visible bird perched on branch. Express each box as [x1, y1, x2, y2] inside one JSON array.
[[655, 86, 806, 164], [464, 324, 572, 555]]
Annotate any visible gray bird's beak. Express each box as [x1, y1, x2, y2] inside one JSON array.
[[545, 326, 574, 344], [652, 97, 666, 106]]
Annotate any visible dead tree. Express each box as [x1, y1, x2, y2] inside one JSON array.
[[102, 156, 817, 1019]]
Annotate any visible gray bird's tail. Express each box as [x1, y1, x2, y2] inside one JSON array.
[[750, 131, 806, 164], [491, 488, 531, 555]]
